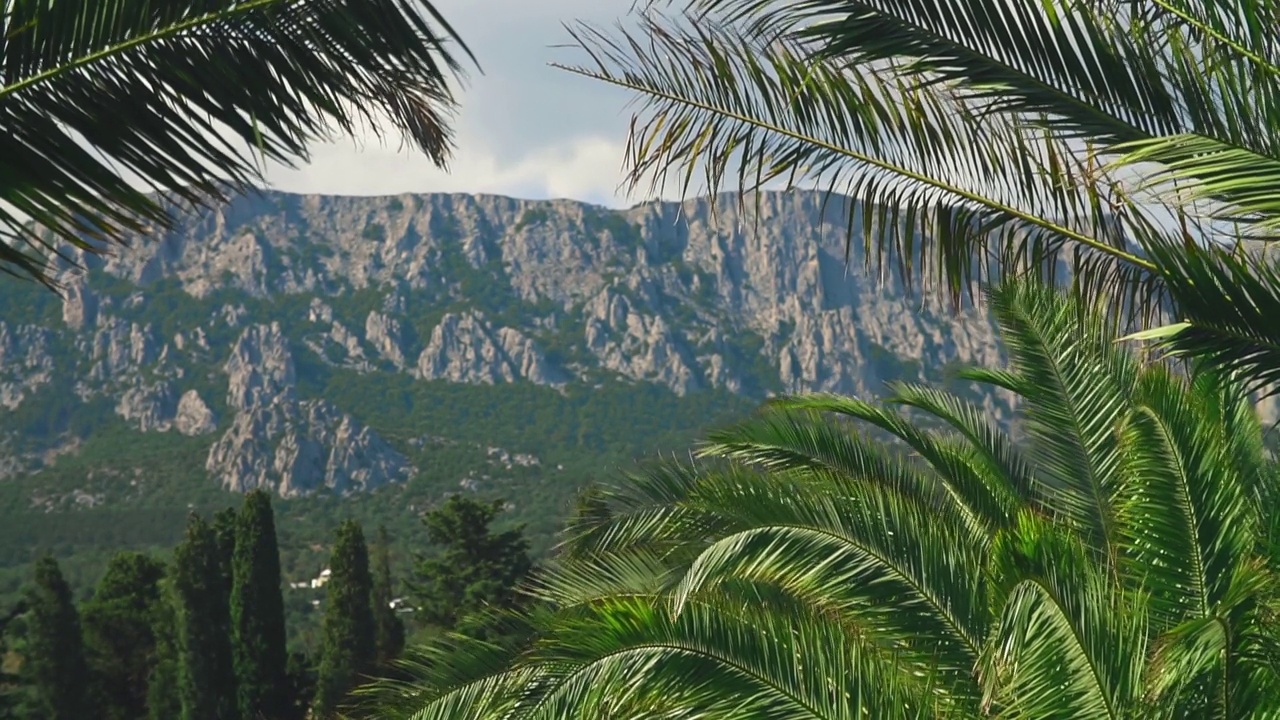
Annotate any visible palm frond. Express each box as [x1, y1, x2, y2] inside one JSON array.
[[1128, 242, 1280, 399], [0, 0, 475, 285], [665, 465, 988, 683], [525, 596, 947, 719], [988, 280, 1136, 561], [982, 512, 1149, 719], [884, 381, 1037, 512], [762, 394, 1018, 535], [557, 11, 1180, 309], [1118, 365, 1253, 627], [675, 0, 1280, 233]]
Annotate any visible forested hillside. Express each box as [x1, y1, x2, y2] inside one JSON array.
[[0, 188, 1006, 603]]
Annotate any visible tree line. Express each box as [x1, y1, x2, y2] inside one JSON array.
[[0, 490, 535, 720]]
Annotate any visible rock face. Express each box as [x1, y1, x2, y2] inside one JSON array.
[[414, 312, 565, 386], [174, 390, 217, 436], [207, 324, 412, 496], [0, 322, 54, 410], [0, 188, 1022, 496]]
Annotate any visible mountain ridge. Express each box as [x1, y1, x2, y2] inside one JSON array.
[[0, 188, 1009, 502]]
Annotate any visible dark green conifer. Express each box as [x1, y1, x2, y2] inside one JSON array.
[[147, 589, 182, 720], [371, 526, 405, 664], [171, 512, 239, 720], [81, 551, 166, 720], [230, 489, 288, 720], [412, 495, 532, 630], [212, 507, 237, 588], [313, 520, 376, 718], [21, 556, 91, 720]]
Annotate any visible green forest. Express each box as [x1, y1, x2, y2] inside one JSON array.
[[0, 489, 539, 719], [0, 374, 755, 607], [8, 0, 1280, 718]]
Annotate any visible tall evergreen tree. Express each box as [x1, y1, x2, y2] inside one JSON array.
[[412, 495, 532, 630], [313, 520, 376, 719], [171, 513, 238, 720], [147, 590, 182, 720], [212, 507, 237, 589], [81, 552, 166, 720], [230, 490, 288, 720], [21, 556, 90, 719], [371, 526, 405, 665]]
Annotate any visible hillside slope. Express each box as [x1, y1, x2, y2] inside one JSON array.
[[0, 188, 1005, 597]]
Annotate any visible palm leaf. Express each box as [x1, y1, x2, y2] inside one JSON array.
[[760, 394, 1020, 535], [665, 465, 988, 688], [1128, 242, 1280, 399], [557, 11, 1180, 309], [0, 0, 475, 285], [982, 513, 1149, 719], [987, 280, 1136, 561], [1118, 366, 1253, 628]]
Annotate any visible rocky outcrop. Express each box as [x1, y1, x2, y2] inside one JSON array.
[[365, 311, 406, 369], [414, 312, 565, 385], [60, 275, 98, 330], [115, 381, 177, 433], [174, 390, 217, 436], [225, 323, 296, 410], [207, 397, 413, 496], [0, 322, 54, 410], [208, 323, 412, 496], [1, 188, 1031, 496]]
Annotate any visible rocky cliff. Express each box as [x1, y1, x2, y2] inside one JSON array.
[[0, 189, 1009, 497]]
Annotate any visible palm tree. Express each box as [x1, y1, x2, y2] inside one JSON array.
[[357, 280, 1280, 719], [555, 0, 1280, 395], [0, 0, 475, 286]]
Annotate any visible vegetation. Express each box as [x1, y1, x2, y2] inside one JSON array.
[[170, 514, 238, 720], [81, 553, 166, 720], [359, 281, 1280, 718], [313, 521, 377, 718], [372, 527, 407, 666], [230, 490, 288, 720], [1, 491, 492, 718], [410, 495, 533, 633], [559, 0, 1280, 397], [0, 370, 759, 610], [16, 557, 91, 719], [0, 0, 474, 285]]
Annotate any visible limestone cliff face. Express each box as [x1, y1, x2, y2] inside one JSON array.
[[412, 312, 565, 386], [207, 323, 413, 496], [1, 188, 1020, 494]]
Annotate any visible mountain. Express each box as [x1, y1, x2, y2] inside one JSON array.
[[0, 188, 1007, 598]]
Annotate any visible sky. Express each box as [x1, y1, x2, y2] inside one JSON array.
[[263, 0, 655, 208]]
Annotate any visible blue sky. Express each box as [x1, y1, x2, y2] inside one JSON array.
[[264, 0, 650, 207]]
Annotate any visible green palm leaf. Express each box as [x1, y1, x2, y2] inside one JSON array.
[[0, 0, 475, 285], [557, 12, 1178, 308], [359, 279, 1280, 718], [987, 281, 1136, 560], [983, 513, 1149, 719], [1127, 242, 1280, 399]]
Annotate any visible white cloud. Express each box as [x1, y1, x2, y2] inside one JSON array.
[[264, 131, 640, 208], [264, 0, 654, 207]]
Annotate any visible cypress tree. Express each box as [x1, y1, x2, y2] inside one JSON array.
[[81, 551, 166, 720], [230, 489, 288, 720], [371, 526, 405, 665], [21, 556, 90, 720], [171, 512, 238, 720], [212, 507, 237, 588], [147, 589, 182, 720], [313, 520, 376, 718]]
